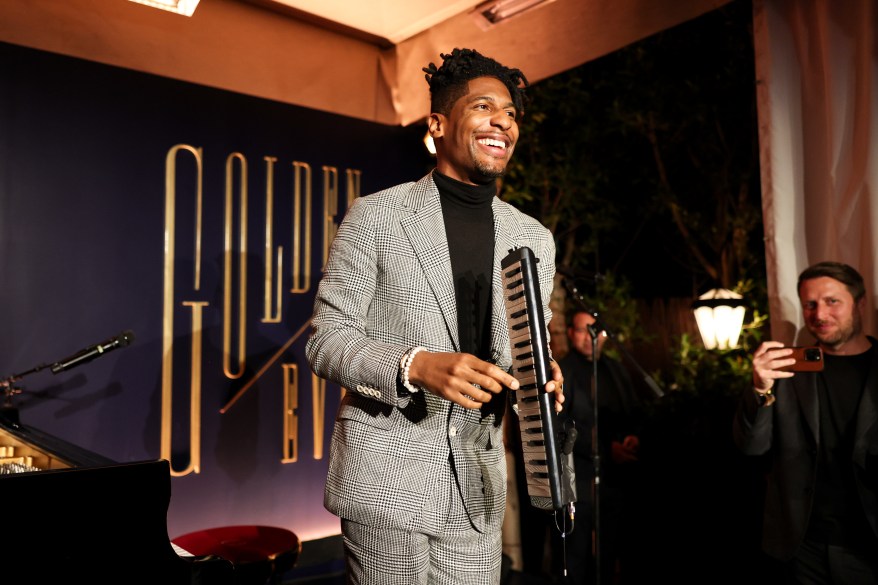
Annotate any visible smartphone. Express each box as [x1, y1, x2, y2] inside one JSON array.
[[776, 346, 824, 372]]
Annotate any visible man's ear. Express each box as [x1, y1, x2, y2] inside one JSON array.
[[428, 113, 445, 139]]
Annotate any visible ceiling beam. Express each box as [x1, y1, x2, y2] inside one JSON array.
[[0, 0, 732, 127]]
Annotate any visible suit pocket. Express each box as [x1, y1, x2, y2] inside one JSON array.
[[336, 392, 396, 430]]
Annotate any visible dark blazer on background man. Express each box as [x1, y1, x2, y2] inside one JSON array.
[[732, 336, 878, 560]]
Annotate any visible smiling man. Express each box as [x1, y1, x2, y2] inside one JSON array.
[[733, 261, 878, 584], [306, 48, 564, 584]]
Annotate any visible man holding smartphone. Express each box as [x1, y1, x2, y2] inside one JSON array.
[[733, 261, 878, 584]]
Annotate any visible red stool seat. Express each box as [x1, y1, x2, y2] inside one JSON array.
[[173, 525, 301, 585]]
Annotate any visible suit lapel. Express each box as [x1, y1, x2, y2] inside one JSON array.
[[399, 175, 459, 349], [397, 177, 534, 364], [491, 201, 527, 369], [853, 342, 878, 468]]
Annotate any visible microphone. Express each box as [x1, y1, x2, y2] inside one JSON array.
[[561, 278, 603, 322], [50, 330, 135, 374]]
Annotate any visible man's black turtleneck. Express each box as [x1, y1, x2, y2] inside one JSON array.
[[433, 170, 495, 360]]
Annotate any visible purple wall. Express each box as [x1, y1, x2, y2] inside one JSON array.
[[0, 41, 432, 544]]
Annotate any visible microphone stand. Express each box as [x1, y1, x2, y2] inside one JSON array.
[[587, 324, 602, 585], [563, 279, 665, 400], [0, 362, 52, 426], [562, 278, 665, 585], [0, 330, 135, 427]]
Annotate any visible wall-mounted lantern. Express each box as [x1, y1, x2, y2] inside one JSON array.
[[691, 288, 746, 350]]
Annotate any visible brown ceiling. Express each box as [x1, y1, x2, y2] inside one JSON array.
[[0, 0, 731, 126], [248, 0, 491, 45]]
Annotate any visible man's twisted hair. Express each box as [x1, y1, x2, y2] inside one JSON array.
[[423, 48, 529, 116]]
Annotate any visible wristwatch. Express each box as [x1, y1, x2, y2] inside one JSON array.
[[754, 386, 775, 407]]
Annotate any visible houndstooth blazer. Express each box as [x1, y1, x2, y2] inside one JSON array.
[[305, 171, 557, 534]]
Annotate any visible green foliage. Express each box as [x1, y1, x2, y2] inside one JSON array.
[[640, 281, 768, 458], [654, 278, 769, 399], [564, 271, 652, 357], [500, 1, 768, 407], [501, 0, 763, 300], [658, 333, 753, 398], [502, 71, 615, 268]]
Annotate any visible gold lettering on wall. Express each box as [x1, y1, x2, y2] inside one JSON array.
[[161, 145, 204, 478], [223, 153, 248, 380], [291, 161, 312, 293], [281, 364, 298, 463], [221, 318, 311, 414], [262, 156, 282, 323], [167, 301, 208, 477], [311, 372, 327, 460], [160, 144, 365, 468], [322, 166, 339, 268], [345, 168, 362, 208]]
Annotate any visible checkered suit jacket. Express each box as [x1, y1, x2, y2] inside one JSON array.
[[306, 171, 557, 534]]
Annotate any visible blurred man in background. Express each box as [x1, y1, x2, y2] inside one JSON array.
[[552, 309, 648, 584]]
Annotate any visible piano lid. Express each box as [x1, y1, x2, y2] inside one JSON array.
[[0, 405, 117, 470], [0, 410, 234, 584]]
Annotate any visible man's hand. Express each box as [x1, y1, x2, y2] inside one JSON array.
[[406, 350, 520, 408], [611, 435, 640, 464], [548, 359, 565, 413], [752, 340, 796, 393]]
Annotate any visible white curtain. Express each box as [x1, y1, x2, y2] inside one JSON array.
[[754, 0, 878, 344]]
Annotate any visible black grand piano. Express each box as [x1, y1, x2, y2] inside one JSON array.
[[0, 406, 234, 585]]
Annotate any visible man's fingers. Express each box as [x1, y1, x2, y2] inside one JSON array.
[[471, 367, 519, 393]]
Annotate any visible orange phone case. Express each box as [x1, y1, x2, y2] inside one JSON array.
[[777, 346, 824, 372]]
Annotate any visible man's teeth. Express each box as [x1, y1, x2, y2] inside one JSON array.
[[478, 138, 506, 149]]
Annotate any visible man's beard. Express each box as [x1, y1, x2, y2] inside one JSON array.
[[470, 143, 511, 181], [812, 311, 862, 348], [474, 159, 506, 180]]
